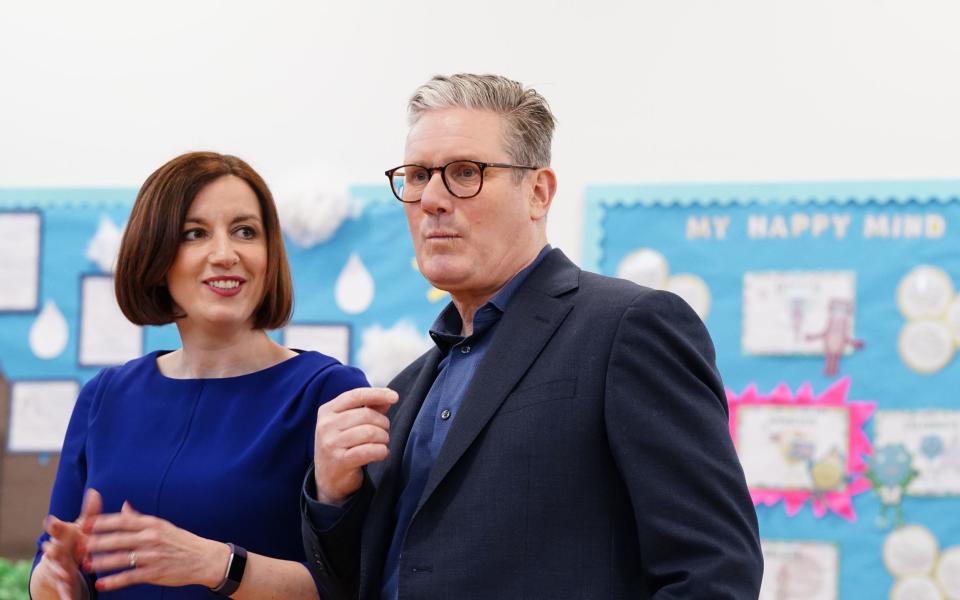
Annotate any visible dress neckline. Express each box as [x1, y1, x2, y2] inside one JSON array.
[[147, 349, 314, 382]]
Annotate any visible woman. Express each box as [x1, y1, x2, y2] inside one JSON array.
[[30, 152, 367, 599]]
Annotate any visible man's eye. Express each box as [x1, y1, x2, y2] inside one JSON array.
[[410, 170, 428, 183]]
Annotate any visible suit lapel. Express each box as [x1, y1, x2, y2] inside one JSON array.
[[414, 250, 579, 513]]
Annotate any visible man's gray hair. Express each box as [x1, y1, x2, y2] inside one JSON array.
[[408, 74, 556, 170]]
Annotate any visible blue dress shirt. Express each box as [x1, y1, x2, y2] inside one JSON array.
[[378, 246, 551, 600]]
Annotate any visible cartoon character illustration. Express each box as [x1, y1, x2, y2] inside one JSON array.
[[807, 299, 864, 376], [866, 444, 918, 528]]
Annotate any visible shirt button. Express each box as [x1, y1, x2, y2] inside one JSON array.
[[460, 345, 471, 354], [440, 409, 452, 420]]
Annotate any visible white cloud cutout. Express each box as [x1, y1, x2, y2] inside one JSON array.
[[357, 320, 432, 387], [274, 176, 359, 248], [86, 215, 123, 274]]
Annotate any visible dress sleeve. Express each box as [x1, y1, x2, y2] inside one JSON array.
[[603, 289, 764, 599], [30, 368, 112, 592]]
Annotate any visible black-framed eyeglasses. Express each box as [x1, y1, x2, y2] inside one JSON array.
[[384, 160, 538, 203]]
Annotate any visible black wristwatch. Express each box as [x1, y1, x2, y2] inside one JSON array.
[[209, 543, 247, 596]]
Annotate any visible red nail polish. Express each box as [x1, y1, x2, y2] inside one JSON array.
[[95, 581, 106, 591]]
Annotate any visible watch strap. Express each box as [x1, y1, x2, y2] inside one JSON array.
[[210, 543, 247, 596]]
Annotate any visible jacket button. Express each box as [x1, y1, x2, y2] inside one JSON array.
[[440, 409, 451, 420]]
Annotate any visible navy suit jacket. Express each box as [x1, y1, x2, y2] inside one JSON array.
[[303, 249, 763, 599]]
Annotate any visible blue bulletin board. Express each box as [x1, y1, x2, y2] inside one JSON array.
[[586, 180, 960, 599], [0, 185, 442, 455]]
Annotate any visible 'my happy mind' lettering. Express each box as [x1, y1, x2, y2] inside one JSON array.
[[685, 213, 946, 240]]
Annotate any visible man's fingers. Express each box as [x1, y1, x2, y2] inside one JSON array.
[[320, 405, 391, 433], [332, 424, 390, 450], [341, 443, 390, 467], [326, 387, 398, 413]]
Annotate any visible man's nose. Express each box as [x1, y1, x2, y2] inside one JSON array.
[[419, 169, 452, 214]]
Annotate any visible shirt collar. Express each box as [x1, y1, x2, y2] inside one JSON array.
[[428, 245, 552, 353]]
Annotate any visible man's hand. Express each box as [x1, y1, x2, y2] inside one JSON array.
[[313, 387, 398, 505]]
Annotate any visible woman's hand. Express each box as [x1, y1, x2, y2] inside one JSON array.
[[32, 489, 102, 600], [84, 501, 230, 593]]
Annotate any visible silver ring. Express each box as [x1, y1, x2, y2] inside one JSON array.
[[128, 551, 137, 569]]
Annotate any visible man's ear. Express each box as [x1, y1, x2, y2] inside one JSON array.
[[527, 167, 557, 221]]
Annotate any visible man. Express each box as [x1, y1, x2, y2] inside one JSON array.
[[302, 73, 763, 599]]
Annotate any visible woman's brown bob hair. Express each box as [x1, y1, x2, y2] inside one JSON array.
[[115, 151, 293, 330]]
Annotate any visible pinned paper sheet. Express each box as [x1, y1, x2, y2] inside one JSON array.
[[7, 380, 80, 452], [0, 211, 41, 311], [79, 276, 142, 366], [742, 271, 859, 358], [283, 323, 351, 365], [727, 378, 875, 520], [874, 411, 960, 496], [760, 540, 838, 600]]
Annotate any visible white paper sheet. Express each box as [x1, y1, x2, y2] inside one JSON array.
[[0, 211, 41, 311], [7, 380, 80, 452], [79, 276, 142, 366], [283, 323, 351, 365], [760, 540, 839, 600], [875, 411, 960, 496], [737, 405, 850, 491], [743, 271, 857, 355]]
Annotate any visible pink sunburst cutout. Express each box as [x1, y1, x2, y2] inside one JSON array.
[[727, 377, 875, 521]]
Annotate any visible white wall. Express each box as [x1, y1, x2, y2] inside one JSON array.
[[2, 0, 959, 263]]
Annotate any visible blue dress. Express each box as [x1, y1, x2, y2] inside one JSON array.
[[33, 350, 368, 598]]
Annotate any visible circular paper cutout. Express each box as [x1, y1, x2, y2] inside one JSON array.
[[884, 525, 940, 577], [616, 248, 669, 289], [899, 320, 956, 374], [936, 547, 960, 599], [945, 297, 960, 347], [665, 274, 711, 320], [897, 266, 954, 319], [890, 576, 943, 600]]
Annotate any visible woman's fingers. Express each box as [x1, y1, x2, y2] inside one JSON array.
[[85, 548, 153, 573], [94, 565, 159, 593], [89, 511, 156, 535], [84, 530, 151, 554], [78, 488, 103, 533]]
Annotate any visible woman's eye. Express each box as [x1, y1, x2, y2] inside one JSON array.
[[235, 226, 256, 239], [182, 228, 205, 241]]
